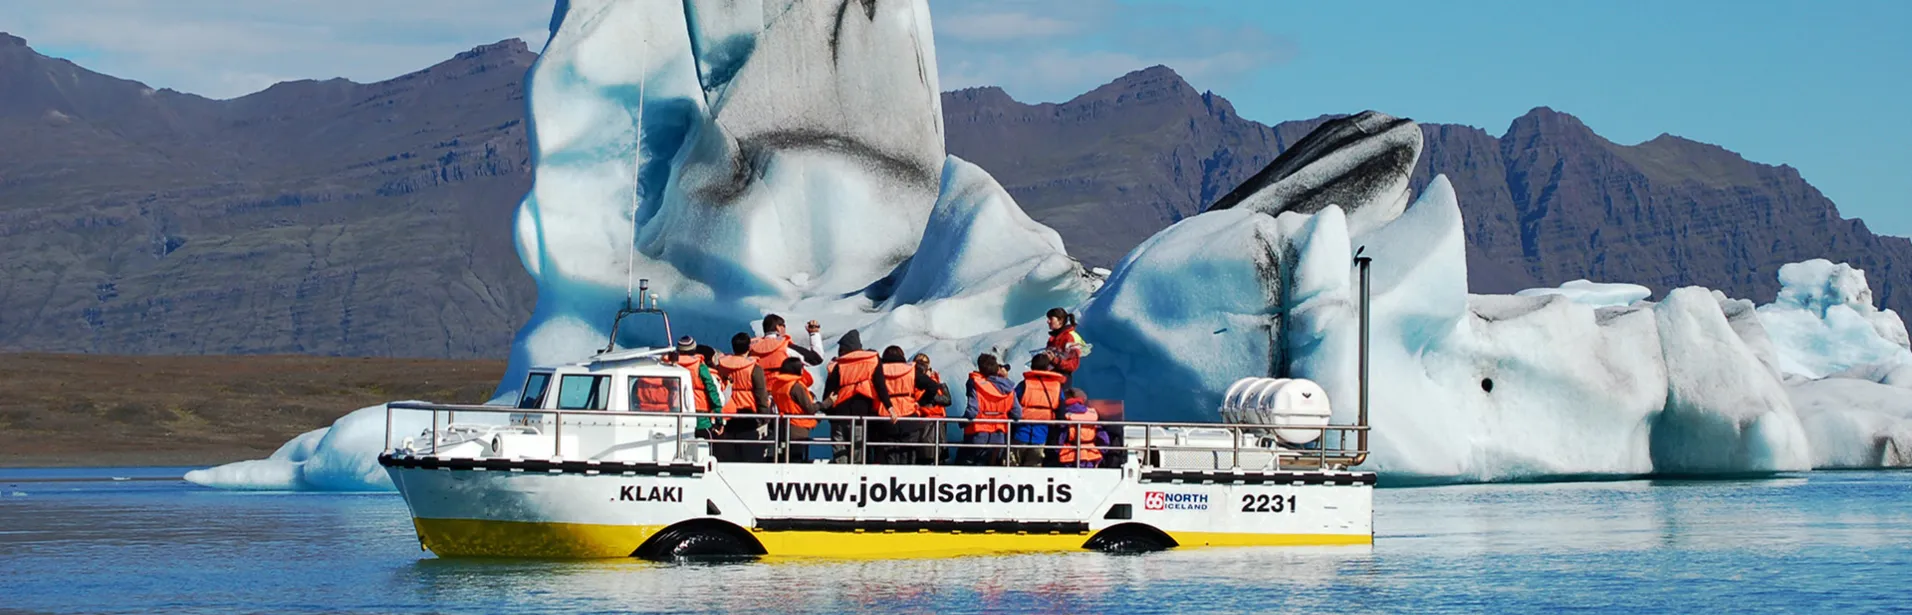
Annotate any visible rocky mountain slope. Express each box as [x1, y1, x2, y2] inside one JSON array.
[[1, 36, 1902, 357], [945, 66, 1912, 310], [0, 33, 536, 357]]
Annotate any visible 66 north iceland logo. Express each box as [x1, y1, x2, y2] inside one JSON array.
[[1144, 491, 1208, 511]]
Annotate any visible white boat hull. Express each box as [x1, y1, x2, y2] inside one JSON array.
[[383, 455, 1373, 559]]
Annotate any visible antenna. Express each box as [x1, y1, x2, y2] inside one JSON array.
[[603, 21, 660, 356], [624, 20, 649, 313]]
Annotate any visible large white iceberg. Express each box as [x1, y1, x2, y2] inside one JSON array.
[[191, 0, 1912, 490], [1756, 259, 1912, 379], [184, 404, 430, 491]]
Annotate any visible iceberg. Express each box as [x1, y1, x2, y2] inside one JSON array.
[[1515, 280, 1652, 308], [185, 404, 433, 491], [1756, 259, 1912, 379], [191, 0, 1912, 491]]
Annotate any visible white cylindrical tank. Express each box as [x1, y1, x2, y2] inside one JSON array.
[[1219, 377, 1333, 445]]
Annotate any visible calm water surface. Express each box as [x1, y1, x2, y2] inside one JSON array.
[[2, 467, 1909, 614]]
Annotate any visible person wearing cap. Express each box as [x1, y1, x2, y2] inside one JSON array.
[[821, 329, 888, 463], [668, 336, 725, 435], [961, 353, 1021, 466]]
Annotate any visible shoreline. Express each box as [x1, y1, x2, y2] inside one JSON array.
[[0, 352, 505, 470]]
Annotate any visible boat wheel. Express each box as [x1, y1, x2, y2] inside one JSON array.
[[1085, 525, 1173, 554], [636, 523, 760, 562]]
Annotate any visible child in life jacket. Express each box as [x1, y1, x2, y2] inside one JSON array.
[[1056, 388, 1107, 468]]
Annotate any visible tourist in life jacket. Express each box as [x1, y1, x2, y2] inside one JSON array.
[[962, 353, 1022, 466], [751, 314, 825, 385], [711, 332, 771, 462], [821, 329, 889, 463], [878, 346, 943, 465], [669, 336, 725, 434], [910, 352, 953, 465], [768, 357, 822, 463], [631, 374, 678, 413], [1057, 388, 1107, 468], [1044, 307, 1089, 386], [1014, 353, 1067, 467]]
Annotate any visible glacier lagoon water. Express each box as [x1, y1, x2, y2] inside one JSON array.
[[5, 468, 1911, 613]]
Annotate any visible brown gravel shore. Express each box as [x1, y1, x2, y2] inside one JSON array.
[[0, 353, 505, 467]]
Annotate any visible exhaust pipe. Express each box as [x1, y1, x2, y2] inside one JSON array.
[[1353, 250, 1371, 466]]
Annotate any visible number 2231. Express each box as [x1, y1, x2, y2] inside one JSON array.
[[1240, 494, 1297, 513]]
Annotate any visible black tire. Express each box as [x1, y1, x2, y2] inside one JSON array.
[[637, 525, 758, 562], [1085, 527, 1172, 554], [668, 531, 748, 559]]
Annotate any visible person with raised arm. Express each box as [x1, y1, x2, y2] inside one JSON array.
[[750, 315, 825, 385]]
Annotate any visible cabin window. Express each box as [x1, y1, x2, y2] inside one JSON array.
[[518, 373, 553, 409], [556, 375, 611, 410], [630, 376, 684, 413]]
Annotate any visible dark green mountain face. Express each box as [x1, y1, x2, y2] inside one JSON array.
[[1, 37, 1900, 357]]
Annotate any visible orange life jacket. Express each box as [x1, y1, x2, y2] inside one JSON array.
[[919, 370, 947, 418], [1018, 370, 1065, 422], [829, 350, 882, 408], [1058, 405, 1102, 464], [750, 335, 815, 387], [713, 355, 759, 413], [767, 372, 816, 429], [674, 355, 712, 412], [881, 363, 919, 419], [966, 372, 1013, 435], [634, 376, 674, 412]]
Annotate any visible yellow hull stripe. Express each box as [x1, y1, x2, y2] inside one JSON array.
[[414, 518, 667, 558], [412, 517, 1371, 559]]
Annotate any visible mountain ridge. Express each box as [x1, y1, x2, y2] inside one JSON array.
[[2, 35, 1905, 357], [945, 65, 1912, 308]]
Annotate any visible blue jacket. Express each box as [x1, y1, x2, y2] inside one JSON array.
[[1011, 380, 1050, 445]]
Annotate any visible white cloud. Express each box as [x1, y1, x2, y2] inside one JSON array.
[[0, 0, 552, 99]]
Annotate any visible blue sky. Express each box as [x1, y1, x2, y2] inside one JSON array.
[[4, 0, 1907, 235]]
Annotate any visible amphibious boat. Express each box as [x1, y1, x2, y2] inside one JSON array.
[[379, 260, 1378, 560]]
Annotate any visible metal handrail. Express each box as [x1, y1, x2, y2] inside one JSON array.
[[382, 402, 1368, 470]]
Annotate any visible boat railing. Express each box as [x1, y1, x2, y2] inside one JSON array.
[[382, 402, 1371, 471]]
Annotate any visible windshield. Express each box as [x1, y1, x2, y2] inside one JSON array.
[[556, 374, 611, 410], [518, 373, 552, 409]]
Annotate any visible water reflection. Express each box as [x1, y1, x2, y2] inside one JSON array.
[[397, 545, 1378, 613], [4, 469, 1911, 614]]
